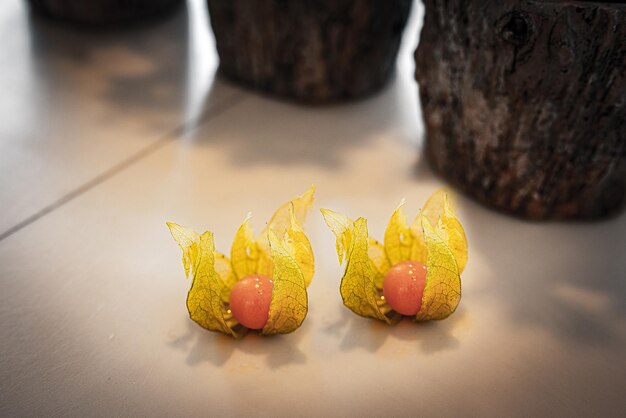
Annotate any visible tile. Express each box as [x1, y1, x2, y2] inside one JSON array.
[[0, 0, 239, 233]]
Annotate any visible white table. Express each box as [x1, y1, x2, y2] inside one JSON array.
[[1, 1, 625, 416]]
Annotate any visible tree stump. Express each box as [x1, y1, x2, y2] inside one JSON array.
[[415, 0, 626, 220], [27, 0, 182, 25], [207, 0, 413, 104]]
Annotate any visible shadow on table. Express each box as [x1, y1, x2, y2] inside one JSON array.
[[192, 67, 423, 169], [23, 0, 218, 135], [461, 195, 626, 348], [169, 315, 308, 369], [324, 304, 464, 355]]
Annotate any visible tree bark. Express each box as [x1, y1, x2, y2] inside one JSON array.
[[27, 0, 182, 25], [207, 0, 413, 104], [415, 0, 626, 220]]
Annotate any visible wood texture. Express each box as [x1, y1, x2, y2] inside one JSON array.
[[27, 0, 182, 24], [415, 0, 626, 220], [207, 0, 412, 103]]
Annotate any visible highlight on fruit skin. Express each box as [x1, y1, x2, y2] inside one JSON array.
[[321, 189, 468, 324], [167, 186, 315, 338]]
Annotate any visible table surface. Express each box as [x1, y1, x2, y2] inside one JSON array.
[[1, 1, 625, 417]]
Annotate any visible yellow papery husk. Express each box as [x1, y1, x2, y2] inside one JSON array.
[[166, 222, 200, 278], [385, 190, 467, 273], [384, 201, 429, 266], [383, 190, 465, 321], [230, 213, 261, 280], [415, 217, 462, 321], [168, 220, 311, 337], [167, 222, 237, 304], [319, 208, 353, 264], [341, 218, 393, 323], [323, 188, 467, 324], [320, 208, 388, 290], [235, 186, 315, 285], [214, 252, 237, 303], [321, 210, 397, 324], [368, 237, 389, 290], [261, 229, 309, 335], [384, 200, 417, 266], [167, 225, 241, 337], [420, 189, 468, 273], [167, 187, 314, 337], [283, 209, 315, 287], [264, 186, 315, 238]]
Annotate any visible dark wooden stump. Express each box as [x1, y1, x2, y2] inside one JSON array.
[[27, 0, 182, 25], [415, 0, 626, 220], [207, 0, 413, 104]]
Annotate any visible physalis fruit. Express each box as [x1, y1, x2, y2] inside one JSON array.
[[167, 187, 315, 337], [321, 189, 467, 323]]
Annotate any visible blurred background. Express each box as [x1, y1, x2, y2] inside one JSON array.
[[0, 1, 624, 417]]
